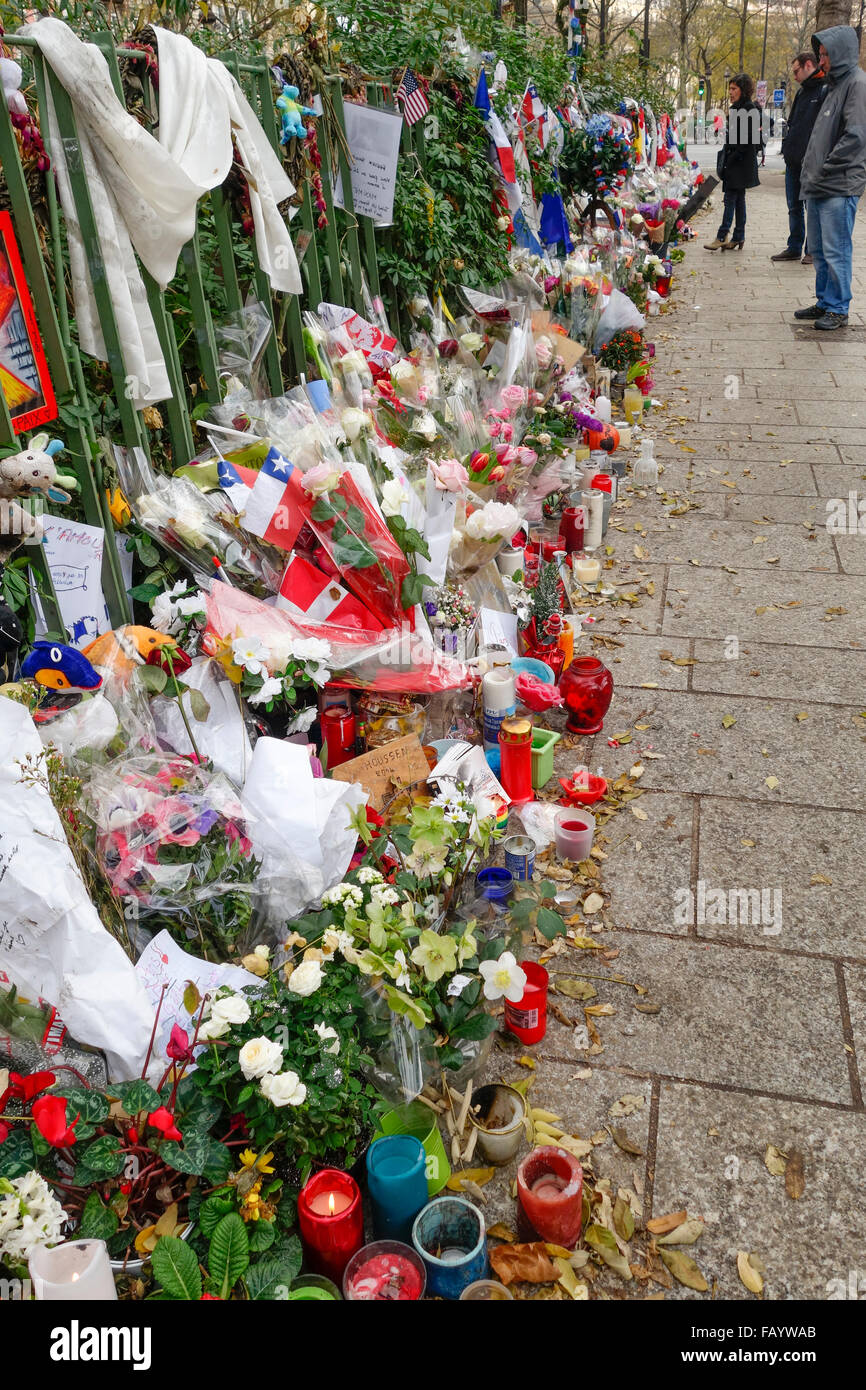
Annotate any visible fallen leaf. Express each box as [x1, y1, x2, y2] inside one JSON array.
[[553, 1256, 588, 1299], [764, 1144, 787, 1177], [656, 1218, 704, 1246], [647, 1210, 688, 1235], [445, 1167, 496, 1192], [809, 873, 832, 887], [631, 804, 648, 820], [517, 1055, 537, 1069], [486, 1223, 518, 1243], [795, 711, 809, 722], [610, 1094, 645, 1118], [585, 1003, 615, 1017], [554, 977, 598, 1001], [765, 776, 779, 791], [610, 1127, 644, 1156], [570, 936, 604, 950], [736, 1250, 764, 1295], [614, 1192, 636, 1241], [721, 714, 737, 729], [784, 1149, 806, 1200], [582, 892, 604, 915], [635, 1000, 662, 1015], [490, 1242, 558, 1285], [661, 1248, 708, 1292], [584, 1224, 633, 1280]]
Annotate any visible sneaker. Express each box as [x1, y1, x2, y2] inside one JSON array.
[[814, 312, 849, 331], [794, 304, 824, 320], [771, 249, 800, 261], [801, 254, 813, 266]]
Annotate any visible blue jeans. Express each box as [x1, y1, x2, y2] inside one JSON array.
[[718, 189, 746, 241], [807, 195, 859, 315], [785, 164, 806, 254]]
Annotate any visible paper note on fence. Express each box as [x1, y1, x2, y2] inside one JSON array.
[[333, 101, 403, 226], [36, 514, 111, 648]]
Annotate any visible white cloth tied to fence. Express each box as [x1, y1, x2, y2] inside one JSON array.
[[24, 19, 302, 406]]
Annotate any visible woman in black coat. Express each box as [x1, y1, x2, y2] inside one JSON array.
[[705, 74, 762, 251]]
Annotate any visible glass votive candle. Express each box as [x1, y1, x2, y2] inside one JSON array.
[[574, 552, 601, 586], [343, 1240, 426, 1301], [412, 1197, 488, 1299], [287, 1274, 342, 1300], [297, 1168, 364, 1284], [29, 1239, 118, 1301], [460, 1279, 514, 1300], [504, 961, 549, 1045], [517, 1146, 584, 1249], [624, 385, 643, 425], [554, 808, 596, 862], [366, 1135, 429, 1243], [559, 505, 586, 554]]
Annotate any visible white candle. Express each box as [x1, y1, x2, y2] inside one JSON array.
[[594, 394, 612, 424], [575, 554, 601, 585], [29, 1239, 118, 1301]]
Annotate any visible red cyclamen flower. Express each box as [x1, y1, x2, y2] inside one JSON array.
[[147, 1107, 183, 1142], [32, 1095, 78, 1148]]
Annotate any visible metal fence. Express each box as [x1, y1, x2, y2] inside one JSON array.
[[0, 34, 422, 633]]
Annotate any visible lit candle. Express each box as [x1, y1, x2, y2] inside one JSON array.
[[29, 1240, 118, 1301], [298, 1169, 364, 1283], [575, 553, 601, 585]]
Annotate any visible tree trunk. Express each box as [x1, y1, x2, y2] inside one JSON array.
[[677, 0, 690, 108], [815, 0, 853, 27]]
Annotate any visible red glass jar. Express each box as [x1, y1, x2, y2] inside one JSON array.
[[498, 716, 533, 804], [298, 1169, 364, 1283], [516, 1147, 584, 1248], [559, 506, 585, 554], [559, 656, 614, 735], [322, 706, 356, 767]]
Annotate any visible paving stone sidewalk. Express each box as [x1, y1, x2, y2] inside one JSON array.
[[477, 169, 866, 1301]]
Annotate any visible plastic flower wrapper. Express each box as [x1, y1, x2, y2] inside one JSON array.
[[83, 753, 262, 962], [114, 445, 283, 596], [214, 300, 273, 401], [204, 582, 471, 700], [208, 614, 334, 733], [448, 497, 522, 580]]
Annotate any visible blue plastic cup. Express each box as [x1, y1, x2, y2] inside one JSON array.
[[366, 1136, 429, 1244]]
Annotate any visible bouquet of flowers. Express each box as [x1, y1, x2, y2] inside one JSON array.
[[448, 499, 522, 579], [213, 628, 332, 729], [86, 755, 261, 961], [0, 1171, 67, 1276], [559, 115, 635, 201], [424, 582, 477, 655]]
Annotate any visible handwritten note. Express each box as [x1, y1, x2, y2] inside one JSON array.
[[333, 102, 403, 226], [36, 514, 111, 648], [135, 930, 259, 1063], [330, 733, 430, 810]]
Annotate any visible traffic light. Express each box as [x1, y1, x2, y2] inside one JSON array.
[[698, 77, 706, 98]]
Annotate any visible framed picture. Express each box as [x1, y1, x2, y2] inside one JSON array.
[[0, 210, 57, 434]]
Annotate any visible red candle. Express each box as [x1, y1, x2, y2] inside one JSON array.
[[298, 1169, 363, 1283], [345, 1249, 425, 1301], [498, 716, 533, 804], [559, 506, 585, 554], [516, 1147, 583, 1249]]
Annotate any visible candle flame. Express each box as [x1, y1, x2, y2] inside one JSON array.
[[72, 1272, 79, 1281], [328, 1192, 335, 1216]]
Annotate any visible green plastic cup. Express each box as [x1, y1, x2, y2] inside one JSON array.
[[374, 1102, 451, 1197]]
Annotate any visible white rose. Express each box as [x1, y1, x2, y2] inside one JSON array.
[[287, 959, 324, 997], [391, 358, 417, 385], [211, 994, 251, 1027], [197, 1015, 230, 1041], [238, 1035, 284, 1079], [380, 478, 405, 517], [260, 1070, 307, 1107], [412, 412, 438, 442], [314, 1022, 340, 1054], [290, 637, 333, 664], [341, 407, 373, 441]]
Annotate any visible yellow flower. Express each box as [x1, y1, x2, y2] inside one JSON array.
[[105, 486, 131, 528], [239, 1149, 275, 1174]]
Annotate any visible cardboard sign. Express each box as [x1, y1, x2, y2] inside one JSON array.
[[330, 733, 430, 809], [530, 310, 584, 370]]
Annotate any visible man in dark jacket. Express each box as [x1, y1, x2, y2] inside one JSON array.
[[771, 51, 826, 263], [795, 26, 866, 330]]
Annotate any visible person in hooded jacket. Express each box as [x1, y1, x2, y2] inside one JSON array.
[[771, 50, 827, 264], [704, 74, 762, 252], [795, 26, 866, 330]]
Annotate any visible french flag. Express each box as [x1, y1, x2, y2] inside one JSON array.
[[277, 552, 383, 633], [485, 110, 517, 185], [242, 446, 307, 551], [522, 82, 545, 142]]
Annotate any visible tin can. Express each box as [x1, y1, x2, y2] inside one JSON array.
[[503, 834, 535, 882]]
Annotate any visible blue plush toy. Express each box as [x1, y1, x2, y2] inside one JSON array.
[[276, 84, 317, 144]]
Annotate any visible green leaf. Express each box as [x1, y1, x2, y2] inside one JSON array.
[[60, 1087, 110, 1125], [198, 1191, 235, 1237], [311, 497, 336, 522], [345, 503, 367, 532], [244, 1236, 302, 1300], [80, 1192, 119, 1241], [188, 688, 211, 723], [449, 1011, 497, 1042], [209, 1213, 249, 1299], [480, 935, 508, 961], [78, 1135, 125, 1178], [118, 1079, 161, 1115], [136, 664, 167, 694], [247, 1219, 276, 1252], [331, 533, 378, 569], [0, 1129, 36, 1178], [152, 1235, 202, 1301], [401, 570, 433, 610], [537, 906, 568, 941]]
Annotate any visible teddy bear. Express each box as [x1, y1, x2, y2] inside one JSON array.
[[276, 84, 316, 144], [0, 433, 77, 556]]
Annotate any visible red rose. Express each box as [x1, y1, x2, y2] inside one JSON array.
[[146, 645, 191, 676], [438, 339, 459, 358], [32, 1095, 78, 1148]]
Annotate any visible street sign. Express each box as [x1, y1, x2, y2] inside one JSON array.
[[773, 88, 785, 105], [756, 79, 768, 107]]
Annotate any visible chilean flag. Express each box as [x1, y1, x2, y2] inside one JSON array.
[[215, 453, 251, 513], [521, 82, 545, 144], [277, 553, 383, 633], [242, 446, 307, 551]]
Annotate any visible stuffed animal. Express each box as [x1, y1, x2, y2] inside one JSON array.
[[276, 84, 316, 144], [83, 625, 179, 678], [21, 640, 103, 693], [0, 434, 77, 553]]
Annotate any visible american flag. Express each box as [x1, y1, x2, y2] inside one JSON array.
[[396, 68, 429, 126]]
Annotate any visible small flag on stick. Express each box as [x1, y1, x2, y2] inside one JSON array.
[[396, 68, 429, 126]]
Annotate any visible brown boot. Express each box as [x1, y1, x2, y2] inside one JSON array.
[[704, 235, 729, 250]]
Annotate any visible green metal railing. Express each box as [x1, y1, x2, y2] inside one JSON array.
[[0, 35, 419, 636]]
